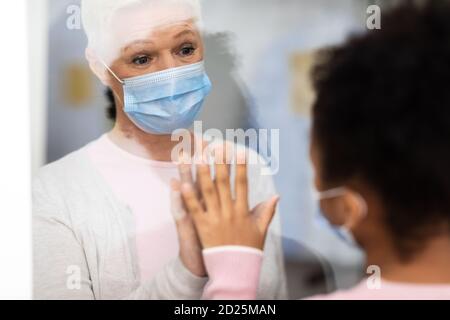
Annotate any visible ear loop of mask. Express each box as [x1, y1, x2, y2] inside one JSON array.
[[314, 187, 368, 248], [99, 59, 126, 110], [314, 187, 368, 226], [315, 187, 347, 201], [100, 59, 124, 84]]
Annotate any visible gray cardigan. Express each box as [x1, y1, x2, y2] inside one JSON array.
[[33, 147, 287, 300]]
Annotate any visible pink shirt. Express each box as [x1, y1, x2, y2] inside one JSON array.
[[203, 247, 450, 300], [86, 134, 180, 282]]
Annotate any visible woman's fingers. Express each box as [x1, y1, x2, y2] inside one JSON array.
[[181, 183, 205, 221], [197, 163, 220, 213], [178, 158, 195, 186], [170, 179, 187, 221], [178, 153, 204, 207], [235, 151, 249, 216], [213, 147, 233, 218]]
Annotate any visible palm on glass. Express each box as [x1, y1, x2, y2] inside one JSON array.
[[170, 160, 207, 277], [180, 152, 280, 250]]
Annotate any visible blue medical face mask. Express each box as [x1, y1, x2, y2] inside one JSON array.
[[105, 61, 212, 135], [313, 187, 367, 247]]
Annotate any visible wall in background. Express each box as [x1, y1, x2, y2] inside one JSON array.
[[46, 0, 111, 164]]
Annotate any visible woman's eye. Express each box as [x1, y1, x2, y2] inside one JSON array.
[[132, 55, 151, 66], [178, 45, 196, 57]]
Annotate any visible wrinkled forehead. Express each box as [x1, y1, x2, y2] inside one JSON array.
[[100, 1, 201, 65]]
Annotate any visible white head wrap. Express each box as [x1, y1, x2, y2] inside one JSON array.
[[81, 0, 203, 65]]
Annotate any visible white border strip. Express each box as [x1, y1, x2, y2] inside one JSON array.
[[0, 0, 32, 299]]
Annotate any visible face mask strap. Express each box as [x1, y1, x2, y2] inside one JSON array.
[[316, 186, 368, 221], [316, 187, 347, 201], [99, 58, 124, 85], [97, 57, 125, 109]]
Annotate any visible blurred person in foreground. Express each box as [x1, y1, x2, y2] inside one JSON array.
[[179, 1, 450, 300]]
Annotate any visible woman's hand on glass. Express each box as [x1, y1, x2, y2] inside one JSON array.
[[170, 162, 206, 278]]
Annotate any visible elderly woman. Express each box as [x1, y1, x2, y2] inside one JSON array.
[[33, 0, 286, 300]]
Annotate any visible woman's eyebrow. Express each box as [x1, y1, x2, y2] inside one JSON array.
[[173, 30, 195, 39], [123, 40, 155, 53]]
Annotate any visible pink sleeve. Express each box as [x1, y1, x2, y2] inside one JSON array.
[[202, 246, 263, 300]]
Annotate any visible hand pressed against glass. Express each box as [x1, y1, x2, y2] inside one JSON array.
[[180, 152, 280, 250]]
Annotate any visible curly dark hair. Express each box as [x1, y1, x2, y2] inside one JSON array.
[[312, 1, 450, 257]]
